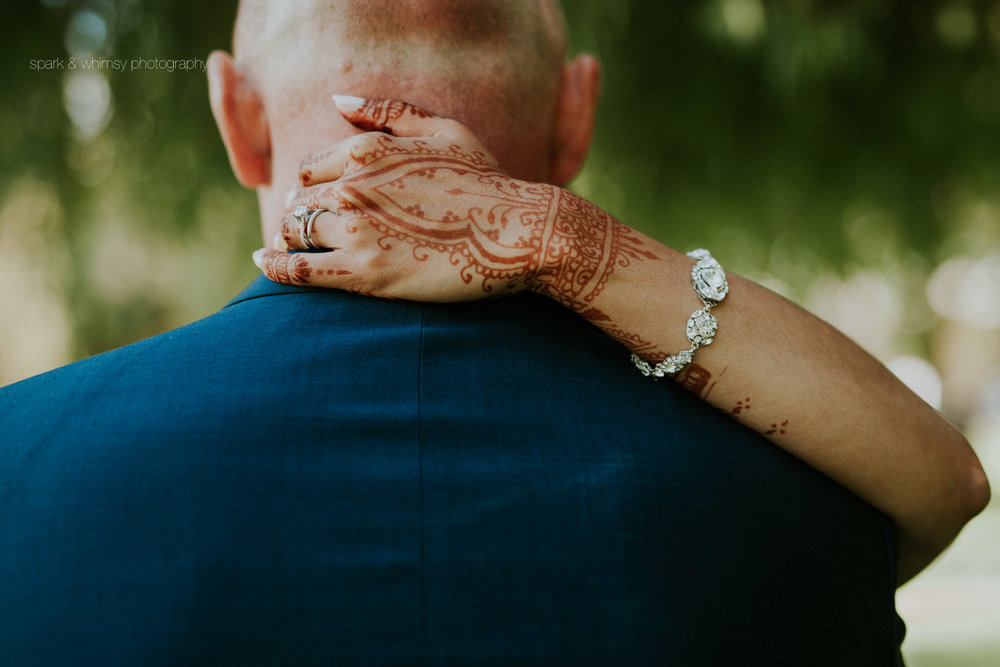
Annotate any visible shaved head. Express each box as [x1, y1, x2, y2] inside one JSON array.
[[215, 0, 586, 243], [233, 0, 567, 180]]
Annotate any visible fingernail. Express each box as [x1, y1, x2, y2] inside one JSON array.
[[285, 188, 297, 206], [332, 94, 366, 113], [252, 248, 265, 268]]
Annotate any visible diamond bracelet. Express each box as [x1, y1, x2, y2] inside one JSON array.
[[631, 248, 729, 378]]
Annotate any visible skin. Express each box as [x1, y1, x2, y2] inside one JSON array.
[[212, 1, 990, 585]]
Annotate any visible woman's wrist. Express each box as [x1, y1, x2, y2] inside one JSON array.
[[526, 187, 655, 312]]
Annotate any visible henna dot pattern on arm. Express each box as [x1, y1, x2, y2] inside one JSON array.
[[728, 397, 752, 420], [764, 420, 789, 436]]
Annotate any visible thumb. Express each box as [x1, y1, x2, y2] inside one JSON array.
[[331, 94, 472, 141]]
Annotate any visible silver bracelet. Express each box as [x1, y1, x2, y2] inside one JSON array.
[[631, 248, 729, 378]]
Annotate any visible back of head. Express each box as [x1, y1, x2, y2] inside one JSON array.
[[233, 0, 567, 183]]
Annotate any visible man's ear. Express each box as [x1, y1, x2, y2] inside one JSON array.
[[549, 54, 601, 187], [207, 50, 271, 188]]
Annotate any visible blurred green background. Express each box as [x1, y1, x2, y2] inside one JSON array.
[[2, 1, 999, 663]]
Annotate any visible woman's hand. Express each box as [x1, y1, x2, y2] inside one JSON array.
[[253, 96, 656, 309]]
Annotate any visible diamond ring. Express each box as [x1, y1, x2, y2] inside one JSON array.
[[292, 205, 326, 250]]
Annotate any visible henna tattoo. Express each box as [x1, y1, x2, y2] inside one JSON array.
[[721, 390, 790, 437], [764, 420, 789, 436], [346, 134, 503, 173], [728, 397, 752, 421], [331, 135, 655, 304], [531, 192, 658, 309], [259, 252, 312, 285], [703, 366, 726, 400], [577, 306, 670, 360], [280, 223, 297, 250], [578, 307, 612, 322], [600, 326, 665, 361], [344, 99, 435, 134], [676, 363, 713, 396]]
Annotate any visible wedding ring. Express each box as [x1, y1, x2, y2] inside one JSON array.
[[293, 205, 326, 250]]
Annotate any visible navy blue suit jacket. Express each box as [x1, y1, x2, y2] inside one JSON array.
[[0, 276, 904, 665]]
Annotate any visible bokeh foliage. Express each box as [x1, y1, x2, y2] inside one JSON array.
[[3, 0, 1000, 365], [3, 0, 253, 363], [566, 0, 1000, 267]]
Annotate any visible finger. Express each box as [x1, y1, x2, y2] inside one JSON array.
[[287, 181, 340, 210], [252, 249, 317, 286], [331, 94, 477, 142], [252, 248, 360, 290], [300, 130, 409, 185], [277, 205, 359, 252], [298, 140, 360, 186]]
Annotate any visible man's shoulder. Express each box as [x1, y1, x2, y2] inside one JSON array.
[[0, 279, 903, 662], [0, 278, 428, 439]]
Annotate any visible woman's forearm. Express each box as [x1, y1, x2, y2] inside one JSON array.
[[551, 207, 990, 583]]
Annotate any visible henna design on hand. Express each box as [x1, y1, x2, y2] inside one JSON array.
[[333, 135, 656, 306], [530, 192, 658, 309], [341, 98, 435, 133], [258, 252, 313, 285]]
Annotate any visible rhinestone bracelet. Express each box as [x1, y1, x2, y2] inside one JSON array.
[[631, 248, 729, 378]]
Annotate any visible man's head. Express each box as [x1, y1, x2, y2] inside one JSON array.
[[208, 0, 600, 243]]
